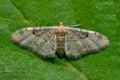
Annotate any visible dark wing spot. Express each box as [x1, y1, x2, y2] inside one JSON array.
[[32, 29, 39, 34], [32, 30, 36, 34], [84, 32, 88, 37]]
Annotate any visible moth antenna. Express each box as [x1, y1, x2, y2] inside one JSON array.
[[72, 24, 81, 27]]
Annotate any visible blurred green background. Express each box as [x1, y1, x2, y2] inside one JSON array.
[[0, 0, 120, 80]]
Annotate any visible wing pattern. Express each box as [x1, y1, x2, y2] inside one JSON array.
[[11, 27, 57, 58], [65, 28, 109, 59], [11, 26, 109, 59]]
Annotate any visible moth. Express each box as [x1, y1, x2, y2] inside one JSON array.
[[11, 22, 109, 59]]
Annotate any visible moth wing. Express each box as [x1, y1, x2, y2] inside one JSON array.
[[65, 27, 109, 59], [11, 27, 57, 58]]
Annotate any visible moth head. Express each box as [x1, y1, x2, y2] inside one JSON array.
[[57, 22, 65, 32], [59, 22, 64, 26]]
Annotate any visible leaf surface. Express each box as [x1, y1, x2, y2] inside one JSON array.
[[0, 0, 120, 80]]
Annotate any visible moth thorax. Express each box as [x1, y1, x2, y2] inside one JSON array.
[[56, 29, 66, 58]]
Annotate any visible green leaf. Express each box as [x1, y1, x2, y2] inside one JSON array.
[[0, 0, 120, 80]]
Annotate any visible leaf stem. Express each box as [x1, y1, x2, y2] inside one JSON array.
[[64, 60, 88, 80]]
